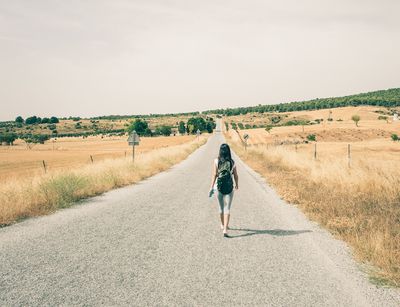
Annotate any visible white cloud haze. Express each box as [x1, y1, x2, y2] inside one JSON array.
[[0, 0, 399, 120]]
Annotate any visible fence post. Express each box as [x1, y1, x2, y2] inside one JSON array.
[[90, 155, 94, 163], [42, 160, 47, 173], [132, 143, 135, 162], [314, 143, 317, 160], [348, 144, 351, 167]]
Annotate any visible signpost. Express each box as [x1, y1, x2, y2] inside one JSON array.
[[196, 129, 200, 141], [127, 131, 140, 162], [243, 133, 249, 151]]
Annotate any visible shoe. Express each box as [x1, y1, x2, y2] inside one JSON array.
[[223, 233, 229, 238]]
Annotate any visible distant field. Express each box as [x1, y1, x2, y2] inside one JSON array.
[[0, 114, 195, 136], [225, 105, 400, 285], [226, 105, 399, 131], [0, 135, 196, 181], [228, 106, 400, 143]]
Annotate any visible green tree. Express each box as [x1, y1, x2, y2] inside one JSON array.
[[35, 134, 50, 144], [144, 127, 153, 136], [41, 117, 50, 124], [50, 116, 59, 124], [178, 121, 186, 134], [187, 117, 207, 134], [187, 124, 194, 134], [0, 133, 18, 145], [127, 119, 149, 136], [155, 125, 172, 136], [206, 121, 214, 133], [15, 116, 24, 124], [25, 116, 39, 125], [351, 115, 361, 127]]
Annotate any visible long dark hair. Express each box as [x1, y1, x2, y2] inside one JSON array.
[[218, 143, 234, 169]]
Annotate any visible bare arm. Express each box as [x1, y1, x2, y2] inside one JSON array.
[[233, 166, 239, 189], [210, 162, 218, 190]]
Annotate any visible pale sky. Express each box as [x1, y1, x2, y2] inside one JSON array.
[[1, 0, 399, 121]]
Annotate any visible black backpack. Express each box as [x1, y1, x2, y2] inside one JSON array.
[[217, 160, 234, 195]]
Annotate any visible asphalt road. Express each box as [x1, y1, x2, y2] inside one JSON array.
[[1, 122, 399, 306]]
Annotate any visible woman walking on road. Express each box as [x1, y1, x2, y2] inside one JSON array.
[[209, 143, 239, 237]]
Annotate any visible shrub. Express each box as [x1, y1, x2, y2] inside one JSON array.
[[285, 120, 309, 126], [391, 134, 399, 141], [231, 122, 237, 130], [271, 116, 281, 124], [307, 134, 316, 142], [352, 115, 361, 126], [225, 122, 229, 131]]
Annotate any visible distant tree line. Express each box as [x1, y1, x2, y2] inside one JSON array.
[[203, 88, 400, 116], [92, 111, 201, 121], [127, 117, 216, 137], [15, 116, 60, 124]]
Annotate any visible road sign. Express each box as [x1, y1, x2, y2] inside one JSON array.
[[243, 134, 250, 151], [127, 131, 140, 162], [128, 131, 140, 146]]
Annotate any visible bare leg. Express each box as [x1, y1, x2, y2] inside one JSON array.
[[223, 214, 229, 233], [220, 213, 224, 228]]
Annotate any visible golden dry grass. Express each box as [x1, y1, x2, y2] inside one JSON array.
[[0, 136, 208, 226], [225, 120, 400, 286], [226, 106, 399, 128], [0, 135, 196, 181]]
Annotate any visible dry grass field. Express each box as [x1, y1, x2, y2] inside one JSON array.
[[225, 105, 400, 130], [0, 135, 196, 181], [0, 135, 208, 226], [225, 107, 400, 286]]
